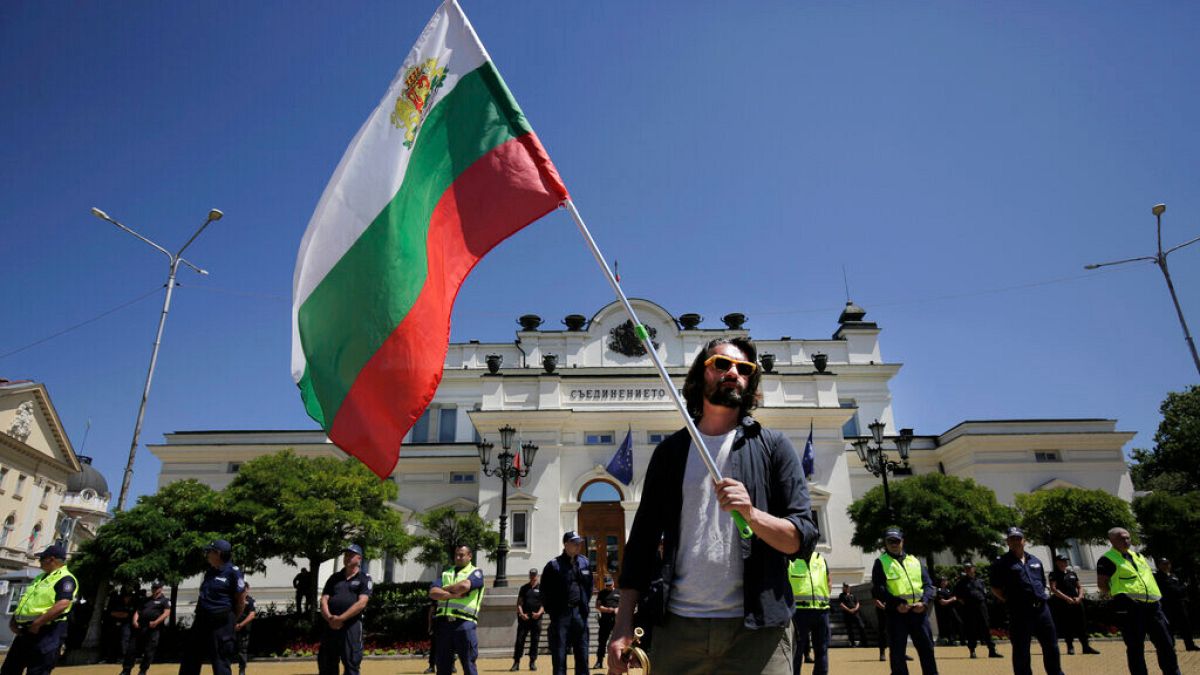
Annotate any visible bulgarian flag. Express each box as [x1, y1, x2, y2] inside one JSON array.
[[291, 0, 568, 478]]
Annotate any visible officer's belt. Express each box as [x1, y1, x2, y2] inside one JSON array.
[[795, 601, 829, 609]]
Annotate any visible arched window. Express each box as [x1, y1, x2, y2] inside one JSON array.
[[1, 514, 14, 548], [27, 522, 41, 553]]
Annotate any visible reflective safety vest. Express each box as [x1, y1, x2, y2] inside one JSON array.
[[879, 553, 924, 604], [789, 552, 830, 609], [1103, 549, 1162, 603], [13, 565, 77, 625], [436, 563, 485, 622]]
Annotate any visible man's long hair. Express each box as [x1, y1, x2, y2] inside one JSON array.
[[682, 337, 761, 421]]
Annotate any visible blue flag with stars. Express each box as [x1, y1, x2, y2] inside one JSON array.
[[607, 428, 634, 485], [802, 422, 815, 478]]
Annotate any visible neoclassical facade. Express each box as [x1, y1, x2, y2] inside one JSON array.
[[150, 300, 1135, 605]]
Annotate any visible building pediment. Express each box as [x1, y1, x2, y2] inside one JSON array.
[[0, 382, 80, 475], [1034, 478, 1084, 491]]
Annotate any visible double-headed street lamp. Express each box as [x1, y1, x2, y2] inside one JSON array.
[[477, 425, 538, 588], [853, 420, 914, 523], [1085, 203, 1200, 376], [91, 207, 223, 512]]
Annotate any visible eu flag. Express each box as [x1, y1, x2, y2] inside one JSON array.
[[607, 428, 634, 486], [802, 422, 815, 478]]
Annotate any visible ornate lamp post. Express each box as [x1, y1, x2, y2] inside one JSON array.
[[477, 425, 537, 587], [852, 420, 913, 523]]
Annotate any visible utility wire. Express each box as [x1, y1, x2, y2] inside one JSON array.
[[0, 286, 164, 361]]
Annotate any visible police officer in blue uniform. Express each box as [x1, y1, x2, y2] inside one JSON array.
[[320, 544, 374, 675], [540, 531, 592, 675], [179, 539, 246, 675], [990, 528, 1062, 675], [122, 580, 171, 675]]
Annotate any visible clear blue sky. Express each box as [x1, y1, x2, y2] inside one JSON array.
[[3, 1, 1198, 506]]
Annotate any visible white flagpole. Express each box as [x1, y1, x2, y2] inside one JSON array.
[[562, 198, 753, 539]]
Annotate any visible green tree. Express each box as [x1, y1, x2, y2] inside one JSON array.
[[848, 473, 1013, 565], [411, 505, 500, 570], [1129, 385, 1200, 493], [224, 450, 414, 614], [1015, 487, 1137, 558], [1133, 491, 1200, 583]]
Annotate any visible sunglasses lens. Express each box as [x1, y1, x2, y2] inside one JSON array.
[[711, 357, 733, 371], [735, 363, 754, 376]]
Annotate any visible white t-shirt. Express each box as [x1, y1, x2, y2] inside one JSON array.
[[667, 429, 744, 618]]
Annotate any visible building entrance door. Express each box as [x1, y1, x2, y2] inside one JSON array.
[[578, 480, 625, 591]]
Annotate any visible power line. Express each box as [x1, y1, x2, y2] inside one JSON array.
[[0, 286, 164, 361]]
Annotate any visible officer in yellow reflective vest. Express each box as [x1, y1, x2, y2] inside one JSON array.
[[429, 544, 486, 675], [789, 550, 831, 675], [1096, 527, 1180, 675], [871, 529, 938, 675], [2, 544, 77, 674]]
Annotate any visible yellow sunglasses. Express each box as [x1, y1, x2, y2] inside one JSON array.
[[704, 354, 757, 376]]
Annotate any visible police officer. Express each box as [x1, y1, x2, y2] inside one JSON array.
[[320, 544, 374, 675], [789, 550, 831, 675], [541, 531, 591, 675], [593, 577, 619, 670], [990, 527, 1062, 675], [1154, 558, 1199, 652], [121, 580, 171, 675], [108, 587, 136, 663], [1048, 553, 1098, 655], [430, 543, 485, 675], [180, 539, 246, 675], [872, 528, 937, 675], [837, 583, 868, 648], [933, 577, 961, 646], [2, 544, 77, 675], [953, 562, 1001, 659], [234, 581, 257, 675], [1096, 527, 1180, 675], [513, 568, 544, 672]]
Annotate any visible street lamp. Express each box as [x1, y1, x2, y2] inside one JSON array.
[[92, 207, 223, 511], [853, 421, 913, 523], [477, 424, 537, 587], [1084, 203, 1200, 376]]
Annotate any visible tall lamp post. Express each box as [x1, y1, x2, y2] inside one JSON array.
[[477, 425, 537, 587], [852, 420, 914, 523], [1084, 203, 1200, 376], [91, 207, 223, 512]]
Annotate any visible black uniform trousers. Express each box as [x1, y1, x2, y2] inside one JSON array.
[[1048, 599, 1092, 651], [235, 628, 251, 672], [959, 603, 996, 654], [875, 606, 889, 657], [548, 606, 589, 675], [1007, 602, 1061, 675], [1114, 599, 1180, 675], [435, 618, 477, 675], [934, 606, 961, 645], [595, 615, 614, 662], [122, 626, 163, 674], [179, 609, 236, 675], [841, 609, 867, 647], [318, 620, 364, 675], [885, 610, 937, 675], [0, 621, 68, 675], [1162, 599, 1198, 650], [514, 616, 541, 665], [791, 608, 830, 675]]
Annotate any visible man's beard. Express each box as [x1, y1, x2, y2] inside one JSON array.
[[706, 381, 743, 409]]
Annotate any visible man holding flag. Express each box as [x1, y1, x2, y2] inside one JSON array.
[[607, 338, 818, 674]]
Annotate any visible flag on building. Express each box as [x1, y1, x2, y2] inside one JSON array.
[[606, 428, 634, 485], [802, 422, 815, 478], [512, 444, 523, 489], [291, 0, 569, 478]]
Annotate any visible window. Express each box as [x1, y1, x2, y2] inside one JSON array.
[[6, 585, 25, 615], [227, 462, 242, 474], [14, 475, 26, 499], [647, 431, 671, 445], [39, 486, 50, 509], [449, 472, 476, 484], [1, 515, 13, 548], [585, 432, 614, 445], [1035, 451, 1061, 463], [840, 400, 859, 438], [0, 466, 8, 492], [510, 511, 529, 548], [438, 408, 458, 443], [412, 409, 432, 442], [811, 507, 828, 545]]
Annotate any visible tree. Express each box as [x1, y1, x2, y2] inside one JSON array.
[[224, 450, 414, 614], [411, 505, 500, 570], [1129, 385, 1200, 493], [1134, 491, 1200, 584], [848, 473, 1013, 565], [1015, 487, 1137, 557]]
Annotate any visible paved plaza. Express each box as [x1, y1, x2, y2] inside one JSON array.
[[41, 643, 1200, 674]]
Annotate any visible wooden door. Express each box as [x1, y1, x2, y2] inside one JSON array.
[[577, 501, 625, 591]]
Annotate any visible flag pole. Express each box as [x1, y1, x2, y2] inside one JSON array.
[[562, 198, 753, 539]]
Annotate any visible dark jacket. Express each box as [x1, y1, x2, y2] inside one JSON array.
[[618, 417, 818, 629], [541, 553, 593, 618]]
